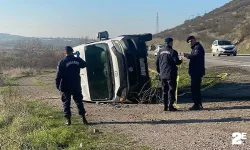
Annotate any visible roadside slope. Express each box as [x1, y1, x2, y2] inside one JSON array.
[[150, 0, 250, 53], [0, 73, 149, 149], [15, 70, 250, 149]]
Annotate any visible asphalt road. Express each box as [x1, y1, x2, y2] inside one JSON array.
[[212, 54, 250, 62], [149, 51, 250, 69], [205, 54, 250, 69]]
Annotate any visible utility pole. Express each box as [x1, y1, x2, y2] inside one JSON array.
[[156, 13, 159, 34]]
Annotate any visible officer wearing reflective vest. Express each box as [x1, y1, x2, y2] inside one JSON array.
[[156, 37, 182, 111], [56, 46, 88, 125]]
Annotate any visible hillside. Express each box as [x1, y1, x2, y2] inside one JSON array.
[[0, 33, 25, 40], [0, 33, 95, 50], [150, 0, 250, 53]]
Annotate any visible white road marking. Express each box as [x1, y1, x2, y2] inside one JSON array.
[[220, 59, 244, 63], [208, 58, 243, 63], [239, 65, 250, 67], [207, 57, 250, 64]]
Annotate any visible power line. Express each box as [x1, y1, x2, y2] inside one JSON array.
[[156, 13, 159, 34]]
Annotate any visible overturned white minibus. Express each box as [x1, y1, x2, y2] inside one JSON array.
[[73, 31, 152, 103]]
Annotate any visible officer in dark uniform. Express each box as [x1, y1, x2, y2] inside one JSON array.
[[56, 46, 88, 125], [156, 37, 182, 111], [183, 36, 205, 110]]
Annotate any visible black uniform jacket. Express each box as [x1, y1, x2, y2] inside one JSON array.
[[156, 45, 182, 80], [56, 55, 86, 92]]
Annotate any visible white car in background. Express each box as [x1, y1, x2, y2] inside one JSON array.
[[211, 40, 237, 56], [154, 44, 163, 56]]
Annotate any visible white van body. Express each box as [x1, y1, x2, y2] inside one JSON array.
[[73, 33, 152, 103]]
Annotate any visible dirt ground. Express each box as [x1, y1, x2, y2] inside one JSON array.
[[16, 66, 250, 150]]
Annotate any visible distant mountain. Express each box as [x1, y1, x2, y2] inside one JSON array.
[[0, 33, 96, 50], [0, 33, 26, 41], [149, 0, 250, 53]]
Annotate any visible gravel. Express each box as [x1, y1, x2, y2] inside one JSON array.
[[16, 68, 250, 150]]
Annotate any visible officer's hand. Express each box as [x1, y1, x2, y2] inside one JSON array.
[[183, 53, 190, 58], [179, 52, 184, 56], [56, 86, 60, 92], [156, 74, 161, 81]]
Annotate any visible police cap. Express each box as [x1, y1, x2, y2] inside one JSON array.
[[165, 37, 173, 43], [186, 35, 195, 43], [65, 46, 74, 54]]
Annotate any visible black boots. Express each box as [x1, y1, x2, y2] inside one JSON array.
[[164, 104, 178, 111], [164, 103, 204, 111], [169, 105, 178, 111], [81, 115, 88, 125], [189, 103, 203, 110], [64, 116, 88, 125], [65, 117, 71, 126]]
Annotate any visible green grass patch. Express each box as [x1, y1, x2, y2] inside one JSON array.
[[0, 99, 149, 150], [0, 75, 150, 150], [237, 48, 250, 54], [147, 55, 222, 91], [33, 77, 47, 87], [0, 76, 19, 86]]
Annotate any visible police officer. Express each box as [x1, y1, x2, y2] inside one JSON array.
[[156, 37, 182, 111], [56, 46, 88, 125], [183, 36, 205, 110]]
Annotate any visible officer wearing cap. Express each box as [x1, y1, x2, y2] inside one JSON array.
[[183, 36, 205, 110], [156, 37, 182, 111], [56, 46, 88, 125]]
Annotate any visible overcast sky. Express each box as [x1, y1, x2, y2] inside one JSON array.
[[0, 0, 231, 38]]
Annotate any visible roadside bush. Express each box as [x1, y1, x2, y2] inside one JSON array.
[[0, 38, 64, 72], [2, 68, 36, 78], [153, 0, 250, 53]]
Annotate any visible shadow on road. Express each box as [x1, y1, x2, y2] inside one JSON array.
[[90, 117, 250, 125], [236, 54, 250, 56], [206, 105, 250, 111], [178, 82, 250, 103], [214, 54, 250, 57]]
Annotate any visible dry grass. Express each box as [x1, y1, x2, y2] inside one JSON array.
[[153, 0, 250, 53], [0, 73, 150, 150], [0, 50, 63, 71], [2, 68, 37, 78], [147, 38, 210, 53], [0, 38, 64, 73], [147, 54, 222, 96]]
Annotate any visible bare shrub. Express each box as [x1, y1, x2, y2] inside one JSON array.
[[0, 38, 64, 71], [2, 68, 36, 78], [153, 0, 250, 52]]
